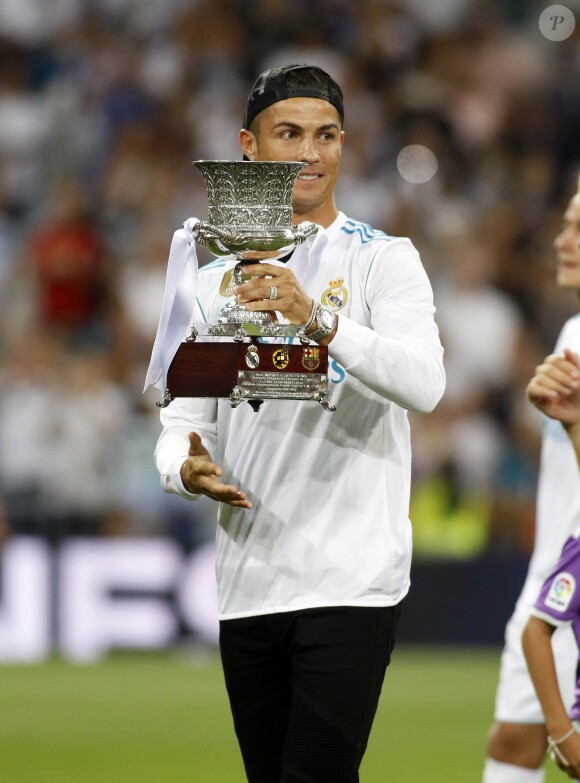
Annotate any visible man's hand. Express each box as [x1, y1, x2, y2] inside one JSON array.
[[526, 349, 580, 427], [234, 263, 313, 325], [180, 432, 252, 508]]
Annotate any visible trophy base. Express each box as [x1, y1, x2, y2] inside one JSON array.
[[160, 341, 335, 412]]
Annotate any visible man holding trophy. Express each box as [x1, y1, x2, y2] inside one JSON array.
[[152, 64, 445, 782]]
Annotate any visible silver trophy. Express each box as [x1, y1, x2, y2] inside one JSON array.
[[161, 160, 335, 412], [192, 160, 317, 334]]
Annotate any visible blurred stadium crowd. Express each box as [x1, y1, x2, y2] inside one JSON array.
[[0, 0, 579, 558]]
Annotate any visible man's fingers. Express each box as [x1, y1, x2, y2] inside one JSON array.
[[201, 478, 252, 508], [528, 357, 580, 399], [235, 278, 286, 305], [183, 458, 252, 508], [541, 353, 580, 379], [182, 432, 251, 508], [563, 348, 580, 367], [196, 473, 235, 494], [240, 263, 280, 278], [190, 459, 223, 479], [187, 431, 215, 460], [529, 375, 575, 398], [187, 431, 202, 452], [233, 268, 311, 324]]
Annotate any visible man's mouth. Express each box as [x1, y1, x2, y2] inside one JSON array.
[[298, 174, 320, 181], [558, 261, 580, 274], [558, 257, 580, 266]]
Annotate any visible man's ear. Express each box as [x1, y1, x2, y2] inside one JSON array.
[[239, 128, 257, 160]]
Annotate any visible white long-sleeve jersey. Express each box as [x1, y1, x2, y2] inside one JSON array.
[[155, 212, 445, 619]]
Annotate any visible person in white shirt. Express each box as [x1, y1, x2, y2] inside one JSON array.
[[154, 63, 445, 783], [521, 351, 580, 782], [483, 190, 580, 783]]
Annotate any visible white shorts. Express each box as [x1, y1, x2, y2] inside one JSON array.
[[494, 600, 577, 723]]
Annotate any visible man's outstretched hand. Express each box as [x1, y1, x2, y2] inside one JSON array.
[[180, 432, 252, 508]]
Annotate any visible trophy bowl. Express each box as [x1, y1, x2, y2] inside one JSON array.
[[192, 160, 318, 260], [192, 160, 318, 327]]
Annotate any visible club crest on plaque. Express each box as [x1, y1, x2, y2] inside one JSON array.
[[302, 346, 321, 371], [245, 344, 260, 369], [273, 346, 290, 370]]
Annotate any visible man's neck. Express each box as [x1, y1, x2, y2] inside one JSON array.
[[293, 207, 339, 229]]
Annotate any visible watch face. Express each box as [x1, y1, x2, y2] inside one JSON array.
[[320, 308, 336, 328]]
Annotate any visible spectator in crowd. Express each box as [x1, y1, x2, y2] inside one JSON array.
[[26, 176, 109, 348]]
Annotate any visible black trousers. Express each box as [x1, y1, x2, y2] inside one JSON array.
[[219, 604, 402, 783]]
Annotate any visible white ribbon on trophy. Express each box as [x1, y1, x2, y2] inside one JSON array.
[[144, 218, 200, 393]]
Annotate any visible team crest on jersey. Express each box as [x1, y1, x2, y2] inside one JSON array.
[[302, 346, 320, 371], [545, 571, 576, 612], [272, 346, 290, 369], [219, 269, 236, 297], [322, 278, 348, 311]]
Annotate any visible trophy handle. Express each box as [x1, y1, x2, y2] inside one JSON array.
[[155, 388, 174, 408], [292, 221, 318, 243], [192, 221, 242, 247], [232, 260, 255, 285], [192, 220, 318, 250]]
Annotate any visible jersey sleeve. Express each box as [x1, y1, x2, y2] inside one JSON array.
[[328, 238, 445, 413], [153, 265, 222, 500], [531, 532, 580, 627], [154, 396, 218, 500]]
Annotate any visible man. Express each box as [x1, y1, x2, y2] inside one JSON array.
[[483, 190, 580, 783], [154, 64, 445, 783]]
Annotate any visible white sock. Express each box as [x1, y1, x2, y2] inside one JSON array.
[[482, 758, 544, 783]]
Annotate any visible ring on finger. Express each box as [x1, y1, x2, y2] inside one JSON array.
[[268, 285, 278, 301]]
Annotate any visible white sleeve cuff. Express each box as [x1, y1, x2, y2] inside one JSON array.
[[160, 455, 203, 501], [529, 608, 571, 628]]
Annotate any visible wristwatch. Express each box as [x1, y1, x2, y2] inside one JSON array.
[[306, 304, 337, 342]]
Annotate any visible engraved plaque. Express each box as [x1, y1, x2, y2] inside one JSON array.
[[237, 370, 328, 400]]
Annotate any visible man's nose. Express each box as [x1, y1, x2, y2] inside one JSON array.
[[555, 227, 571, 249], [299, 136, 320, 162]]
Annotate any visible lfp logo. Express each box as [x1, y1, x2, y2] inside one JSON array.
[[546, 571, 576, 612], [539, 5, 576, 41]]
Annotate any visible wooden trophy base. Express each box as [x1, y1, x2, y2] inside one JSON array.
[[162, 340, 334, 411]]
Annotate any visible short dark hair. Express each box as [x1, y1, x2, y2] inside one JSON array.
[[242, 63, 344, 131]]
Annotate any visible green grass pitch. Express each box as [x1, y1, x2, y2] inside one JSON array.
[[0, 646, 563, 782]]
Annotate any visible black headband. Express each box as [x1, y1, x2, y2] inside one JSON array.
[[243, 63, 344, 130]]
